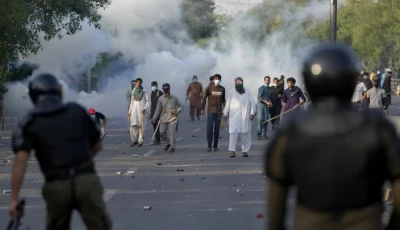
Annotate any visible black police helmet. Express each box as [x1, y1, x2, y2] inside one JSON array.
[[28, 73, 63, 104], [302, 42, 360, 102]]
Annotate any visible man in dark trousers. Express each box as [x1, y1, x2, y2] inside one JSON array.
[[186, 75, 203, 121], [148, 81, 163, 145], [9, 73, 111, 229], [362, 71, 373, 108], [88, 108, 107, 140], [201, 74, 225, 152], [382, 68, 392, 114], [265, 42, 400, 230], [269, 77, 284, 130]]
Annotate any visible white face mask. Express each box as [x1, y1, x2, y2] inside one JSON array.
[[152, 86, 157, 91], [214, 80, 221, 85], [363, 75, 368, 79], [193, 79, 197, 82], [273, 83, 278, 87]]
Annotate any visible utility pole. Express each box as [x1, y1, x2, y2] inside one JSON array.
[[87, 69, 91, 93], [330, 0, 338, 41]]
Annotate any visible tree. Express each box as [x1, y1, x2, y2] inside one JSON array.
[[307, 0, 400, 70], [0, 0, 112, 93], [181, 0, 218, 42]]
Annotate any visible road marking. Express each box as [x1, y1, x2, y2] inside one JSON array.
[[192, 128, 201, 133], [177, 137, 184, 141], [125, 167, 138, 175], [1, 137, 11, 139], [103, 189, 117, 202], [144, 150, 156, 156], [5, 155, 15, 160], [170, 164, 192, 167]]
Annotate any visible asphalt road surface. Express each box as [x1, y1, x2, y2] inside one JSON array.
[[1, 97, 400, 230]]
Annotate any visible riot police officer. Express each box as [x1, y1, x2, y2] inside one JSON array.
[[265, 42, 400, 230], [9, 73, 112, 229]]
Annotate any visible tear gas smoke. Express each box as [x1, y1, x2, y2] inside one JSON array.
[[4, 0, 330, 118]]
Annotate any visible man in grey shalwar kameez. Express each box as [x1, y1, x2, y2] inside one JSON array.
[[256, 76, 272, 139]]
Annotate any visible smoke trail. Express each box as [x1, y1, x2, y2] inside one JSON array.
[[4, 0, 330, 118]]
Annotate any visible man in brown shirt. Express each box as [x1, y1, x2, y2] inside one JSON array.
[[186, 75, 203, 121], [201, 74, 225, 152]]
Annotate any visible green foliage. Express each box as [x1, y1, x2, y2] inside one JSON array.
[[307, 0, 400, 70], [181, 0, 218, 41], [0, 0, 111, 94], [6, 63, 39, 82]]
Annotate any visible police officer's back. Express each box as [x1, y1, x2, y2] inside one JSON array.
[[9, 73, 111, 230], [265, 43, 400, 230]]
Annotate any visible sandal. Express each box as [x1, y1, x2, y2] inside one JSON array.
[[230, 152, 236, 158]]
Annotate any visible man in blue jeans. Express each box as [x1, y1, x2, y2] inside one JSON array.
[[201, 74, 226, 152], [257, 76, 272, 139]]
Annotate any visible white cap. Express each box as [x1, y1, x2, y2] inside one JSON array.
[[386, 68, 392, 72]]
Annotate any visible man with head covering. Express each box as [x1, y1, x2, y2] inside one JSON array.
[[152, 83, 183, 152], [223, 77, 256, 158], [9, 73, 112, 229], [265, 42, 400, 230], [186, 75, 203, 121], [126, 80, 135, 131], [148, 81, 163, 145], [381, 68, 393, 114], [366, 76, 386, 113], [128, 78, 149, 147], [88, 108, 107, 140]]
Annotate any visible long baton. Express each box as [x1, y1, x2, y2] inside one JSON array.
[[263, 106, 297, 124], [151, 120, 161, 141]]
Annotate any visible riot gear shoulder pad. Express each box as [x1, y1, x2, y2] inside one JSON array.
[[302, 42, 360, 102]]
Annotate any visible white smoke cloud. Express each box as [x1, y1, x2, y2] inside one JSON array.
[[4, 0, 330, 118]]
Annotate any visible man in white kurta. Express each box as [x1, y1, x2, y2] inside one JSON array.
[[223, 77, 256, 158], [128, 78, 149, 147]]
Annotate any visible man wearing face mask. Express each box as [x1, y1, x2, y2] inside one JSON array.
[[366, 76, 386, 113], [126, 80, 135, 131], [148, 81, 163, 145], [201, 74, 226, 152], [223, 77, 256, 158], [152, 83, 183, 152], [269, 78, 284, 130], [186, 75, 203, 121], [361, 71, 373, 108], [256, 76, 272, 139], [128, 78, 149, 147], [381, 68, 392, 114]]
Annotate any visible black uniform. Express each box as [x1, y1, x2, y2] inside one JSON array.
[[269, 85, 284, 128], [265, 43, 400, 230], [150, 81, 163, 144], [11, 73, 111, 230]]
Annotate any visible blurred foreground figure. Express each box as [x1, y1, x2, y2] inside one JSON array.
[[10, 73, 111, 230], [265, 43, 400, 230]]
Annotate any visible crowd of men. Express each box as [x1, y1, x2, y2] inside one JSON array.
[[123, 74, 310, 157]]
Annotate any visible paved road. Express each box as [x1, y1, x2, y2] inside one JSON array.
[[1, 97, 400, 229]]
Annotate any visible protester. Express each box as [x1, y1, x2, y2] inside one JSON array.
[[128, 78, 149, 147]]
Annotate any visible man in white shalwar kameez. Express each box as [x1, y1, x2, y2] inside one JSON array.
[[128, 78, 149, 147], [223, 77, 256, 158]]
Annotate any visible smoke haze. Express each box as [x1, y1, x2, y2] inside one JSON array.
[[4, 0, 330, 118]]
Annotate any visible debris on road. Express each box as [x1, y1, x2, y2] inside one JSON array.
[[240, 192, 245, 196], [131, 176, 135, 178], [256, 213, 264, 218], [201, 176, 206, 180], [3, 160, 10, 163], [122, 152, 126, 154], [177, 169, 184, 172], [234, 171, 238, 174], [179, 178, 184, 182], [236, 189, 240, 192], [191, 135, 197, 137], [132, 155, 139, 157], [126, 171, 135, 174], [116, 172, 122, 175], [3, 189, 11, 194], [143, 206, 152, 210], [122, 142, 127, 145], [227, 208, 233, 211], [157, 163, 162, 165]]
